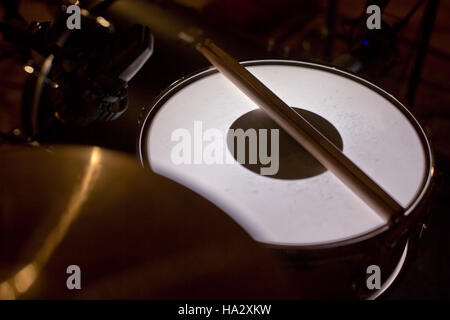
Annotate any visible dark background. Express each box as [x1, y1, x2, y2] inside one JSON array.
[[1, 0, 449, 299]]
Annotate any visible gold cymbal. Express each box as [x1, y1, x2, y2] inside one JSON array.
[[0, 145, 298, 299]]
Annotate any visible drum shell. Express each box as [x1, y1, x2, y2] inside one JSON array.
[[270, 196, 432, 299]]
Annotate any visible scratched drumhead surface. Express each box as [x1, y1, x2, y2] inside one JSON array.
[[144, 62, 428, 246]]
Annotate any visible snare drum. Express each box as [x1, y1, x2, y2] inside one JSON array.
[[138, 60, 434, 299]]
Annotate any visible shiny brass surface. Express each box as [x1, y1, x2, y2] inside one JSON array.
[[0, 145, 297, 299]]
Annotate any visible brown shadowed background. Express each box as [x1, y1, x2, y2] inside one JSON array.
[[0, 0, 449, 299]]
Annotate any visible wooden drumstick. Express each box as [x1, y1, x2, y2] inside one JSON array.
[[195, 39, 404, 224]]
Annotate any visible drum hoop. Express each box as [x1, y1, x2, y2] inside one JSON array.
[[137, 59, 435, 251]]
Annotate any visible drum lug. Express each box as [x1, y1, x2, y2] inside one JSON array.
[[138, 106, 148, 125], [385, 228, 409, 249], [419, 223, 428, 239]]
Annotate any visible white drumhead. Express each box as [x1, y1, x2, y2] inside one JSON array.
[[143, 61, 429, 246]]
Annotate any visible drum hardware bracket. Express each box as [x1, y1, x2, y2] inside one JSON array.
[[0, 1, 153, 140]]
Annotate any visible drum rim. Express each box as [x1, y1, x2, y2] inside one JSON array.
[[137, 59, 434, 250]]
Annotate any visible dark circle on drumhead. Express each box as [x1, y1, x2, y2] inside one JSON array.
[[227, 108, 343, 180]]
